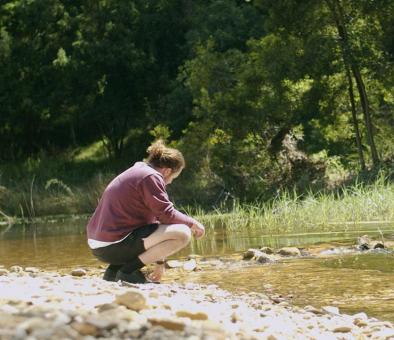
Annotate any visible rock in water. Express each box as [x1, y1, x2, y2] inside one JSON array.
[[357, 235, 371, 250], [256, 253, 274, 264], [166, 260, 183, 268], [183, 259, 197, 271], [260, 247, 274, 254], [243, 249, 261, 260], [277, 247, 301, 256], [372, 241, 384, 249]]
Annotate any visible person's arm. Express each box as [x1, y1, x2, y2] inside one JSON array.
[[140, 174, 197, 227]]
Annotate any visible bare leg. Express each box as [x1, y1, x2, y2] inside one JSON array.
[[139, 224, 191, 264]]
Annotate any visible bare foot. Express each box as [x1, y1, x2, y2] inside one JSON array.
[[148, 264, 165, 282]]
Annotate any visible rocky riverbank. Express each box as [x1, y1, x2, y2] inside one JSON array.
[[1, 266, 394, 339]]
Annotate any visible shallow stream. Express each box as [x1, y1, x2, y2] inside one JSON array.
[[1, 218, 394, 322]]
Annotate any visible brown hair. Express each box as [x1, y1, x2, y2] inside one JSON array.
[[146, 139, 185, 172]]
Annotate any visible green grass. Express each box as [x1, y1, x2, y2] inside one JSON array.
[[1, 165, 394, 236], [193, 178, 394, 234], [0, 173, 113, 221]]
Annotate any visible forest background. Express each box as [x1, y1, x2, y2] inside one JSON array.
[[1, 0, 394, 219]]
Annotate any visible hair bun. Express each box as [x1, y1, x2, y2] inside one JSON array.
[[145, 139, 185, 172], [146, 139, 166, 158]]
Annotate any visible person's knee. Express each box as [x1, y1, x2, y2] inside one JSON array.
[[174, 224, 192, 245]]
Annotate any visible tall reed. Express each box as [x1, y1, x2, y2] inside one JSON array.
[[195, 178, 394, 234]]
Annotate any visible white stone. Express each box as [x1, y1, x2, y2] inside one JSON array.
[[322, 306, 340, 315], [71, 268, 87, 277]]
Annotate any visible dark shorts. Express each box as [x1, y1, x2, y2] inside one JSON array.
[[92, 223, 159, 265]]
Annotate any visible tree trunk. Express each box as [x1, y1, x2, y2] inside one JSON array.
[[350, 65, 380, 166], [326, 0, 380, 167], [345, 64, 366, 171]]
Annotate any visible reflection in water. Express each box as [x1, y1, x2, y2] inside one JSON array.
[[1, 220, 394, 322], [167, 255, 394, 323], [2, 219, 379, 268]]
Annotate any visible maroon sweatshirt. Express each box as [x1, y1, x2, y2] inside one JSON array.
[[86, 162, 196, 243]]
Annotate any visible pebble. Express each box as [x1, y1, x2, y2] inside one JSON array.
[[176, 310, 208, 320], [148, 317, 186, 331], [25, 267, 39, 273], [71, 268, 87, 277], [0, 269, 9, 276], [10, 265, 23, 273], [71, 321, 99, 336], [0, 266, 392, 339], [115, 289, 147, 311], [333, 326, 352, 333], [322, 306, 340, 315]]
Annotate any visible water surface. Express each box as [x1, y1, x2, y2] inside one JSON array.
[[1, 219, 394, 322]]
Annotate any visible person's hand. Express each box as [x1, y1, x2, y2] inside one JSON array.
[[191, 221, 205, 239], [148, 263, 165, 282]]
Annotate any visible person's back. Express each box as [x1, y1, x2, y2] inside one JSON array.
[[87, 162, 162, 243]]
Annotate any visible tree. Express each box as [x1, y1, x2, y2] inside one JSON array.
[[325, 0, 379, 167]]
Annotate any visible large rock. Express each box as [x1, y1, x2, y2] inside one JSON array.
[[372, 241, 385, 249], [115, 289, 148, 311], [256, 253, 274, 264], [260, 247, 274, 254], [243, 249, 262, 260], [357, 235, 371, 250], [166, 260, 183, 268], [277, 247, 301, 256], [183, 259, 197, 271]]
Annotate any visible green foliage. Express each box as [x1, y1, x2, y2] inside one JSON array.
[[0, 0, 394, 213]]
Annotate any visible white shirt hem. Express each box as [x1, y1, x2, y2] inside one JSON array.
[[88, 232, 131, 249]]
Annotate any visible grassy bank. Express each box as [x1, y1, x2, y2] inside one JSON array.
[[195, 178, 394, 234], [0, 173, 112, 222], [2, 172, 393, 235]]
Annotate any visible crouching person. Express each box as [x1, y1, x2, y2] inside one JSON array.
[[86, 140, 205, 283]]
